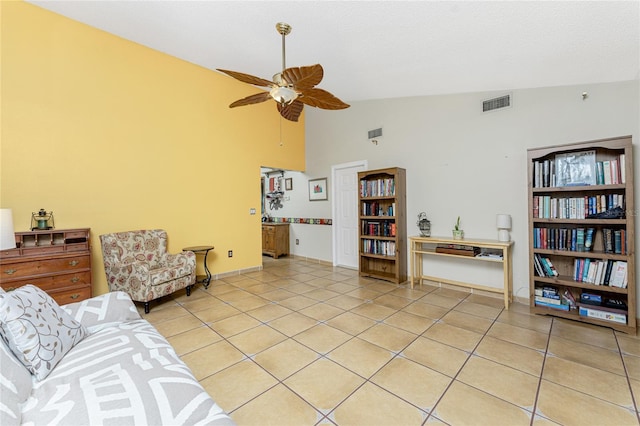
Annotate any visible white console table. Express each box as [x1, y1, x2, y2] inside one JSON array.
[[409, 236, 514, 309]]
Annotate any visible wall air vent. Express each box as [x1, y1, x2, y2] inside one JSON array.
[[482, 94, 511, 112], [368, 128, 382, 139]]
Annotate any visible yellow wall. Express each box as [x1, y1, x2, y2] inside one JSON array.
[[0, 2, 305, 295]]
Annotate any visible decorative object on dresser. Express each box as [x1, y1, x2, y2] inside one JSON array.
[[262, 223, 289, 258], [99, 229, 197, 314], [0, 228, 93, 305], [528, 135, 635, 333], [496, 214, 512, 242], [30, 208, 55, 231], [358, 167, 406, 284]]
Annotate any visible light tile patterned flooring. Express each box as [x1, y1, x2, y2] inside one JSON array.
[[142, 257, 640, 425]]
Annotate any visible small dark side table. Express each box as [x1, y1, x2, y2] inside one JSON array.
[[182, 245, 214, 289]]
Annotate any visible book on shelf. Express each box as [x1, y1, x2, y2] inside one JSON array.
[[535, 300, 570, 311], [563, 289, 577, 307], [579, 306, 626, 324], [535, 295, 561, 305], [610, 160, 619, 185], [584, 228, 595, 251], [614, 230, 623, 254], [603, 228, 614, 254], [555, 150, 596, 187], [603, 160, 612, 185], [603, 259, 614, 286], [435, 245, 480, 257], [575, 228, 585, 252], [609, 261, 628, 288]]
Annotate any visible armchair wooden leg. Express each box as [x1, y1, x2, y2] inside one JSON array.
[[144, 302, 150, 314], [186, 285, 192, 297]]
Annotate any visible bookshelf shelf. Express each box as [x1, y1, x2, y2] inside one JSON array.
[[528, 136, 636, 333], [358, 167, 406, 284]]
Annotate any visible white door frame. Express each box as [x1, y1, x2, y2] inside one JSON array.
[[331, 160, 368, 267]]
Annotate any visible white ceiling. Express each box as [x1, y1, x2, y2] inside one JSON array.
[[28, 0, 640, 103]]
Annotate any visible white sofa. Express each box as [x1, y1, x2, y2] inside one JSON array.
[[0, 287, 235, 426]]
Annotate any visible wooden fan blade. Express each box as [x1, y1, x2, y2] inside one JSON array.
[[298, 88, 350, 110], [277, 100, 304, 122], [217, 69, 274, 88], [282, 64, 323, 90], [229, 92, 271, 108]]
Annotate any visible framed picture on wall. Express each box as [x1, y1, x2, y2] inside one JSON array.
[[309, 178, 328, 201], [285, 178, 293, 191]]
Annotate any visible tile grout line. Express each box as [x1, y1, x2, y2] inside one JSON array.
[[425, 293, 507, 425], [612, 331, 640, 422]]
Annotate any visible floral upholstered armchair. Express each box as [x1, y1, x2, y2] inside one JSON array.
[[99, 229, 196, 313]]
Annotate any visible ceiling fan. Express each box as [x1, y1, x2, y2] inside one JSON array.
[[217, 23, 349, 122]]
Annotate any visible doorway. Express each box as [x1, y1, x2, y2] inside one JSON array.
[[332, 160, 367, 268]]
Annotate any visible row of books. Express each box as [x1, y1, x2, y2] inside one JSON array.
[[533, 254, 558, 278], [360, 178, 396, 197], [572, 259, 628, 288], [362, 239, 396, 256], [361, 221, 396, 237], [532, 150, 625, 188], [362, 202, 395, 217], [596, 158, 626, 185], [533, 227, 595, 252], [532, 194, 623, 219], [602, 228, 627, 255], [533, 227, 627, 254], [534, 286, 628, 324]]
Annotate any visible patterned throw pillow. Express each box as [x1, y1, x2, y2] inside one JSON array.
[[0, 285, 88, 381]]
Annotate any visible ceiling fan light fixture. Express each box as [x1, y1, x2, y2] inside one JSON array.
[[218, 22, 348, 122], [270, 86, 298, 105]]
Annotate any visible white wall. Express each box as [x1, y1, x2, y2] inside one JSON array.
[[301, 80, 639, 307]]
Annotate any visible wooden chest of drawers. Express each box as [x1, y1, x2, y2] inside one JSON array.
[[262, 223, 289, 259], [0, 228, 92, 305]]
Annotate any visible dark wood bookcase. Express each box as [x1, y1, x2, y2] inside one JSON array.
[[358, 167, 406, 284], [527, 136, 636, 333]]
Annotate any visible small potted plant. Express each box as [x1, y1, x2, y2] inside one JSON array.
[[452, 216, 464, 240]]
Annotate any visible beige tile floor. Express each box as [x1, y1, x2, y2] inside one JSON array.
[[142, 257, 640, 426]]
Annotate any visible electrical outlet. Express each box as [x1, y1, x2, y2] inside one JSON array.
[[295, 239, 299, 245], [228, 250, 233, 257], [249, 208, 256, 215]]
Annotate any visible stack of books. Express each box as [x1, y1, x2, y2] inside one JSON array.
[[534, 286, 569, 311], [435, 244, 480, 257]]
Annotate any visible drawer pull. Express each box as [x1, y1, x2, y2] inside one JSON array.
[[4, 269, 17, 275], [70, 277, 80, 283], [69, 260, 80, 266], [70, 294, 80, 300]]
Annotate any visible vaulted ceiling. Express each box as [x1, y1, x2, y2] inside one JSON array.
[[29, 1, 640, 102]]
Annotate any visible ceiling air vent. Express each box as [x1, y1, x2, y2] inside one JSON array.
[[482, 94, 511, 112]]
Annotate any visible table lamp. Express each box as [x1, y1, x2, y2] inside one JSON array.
[[0, 209, 16, 250], [496, 214, 512, 242]]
